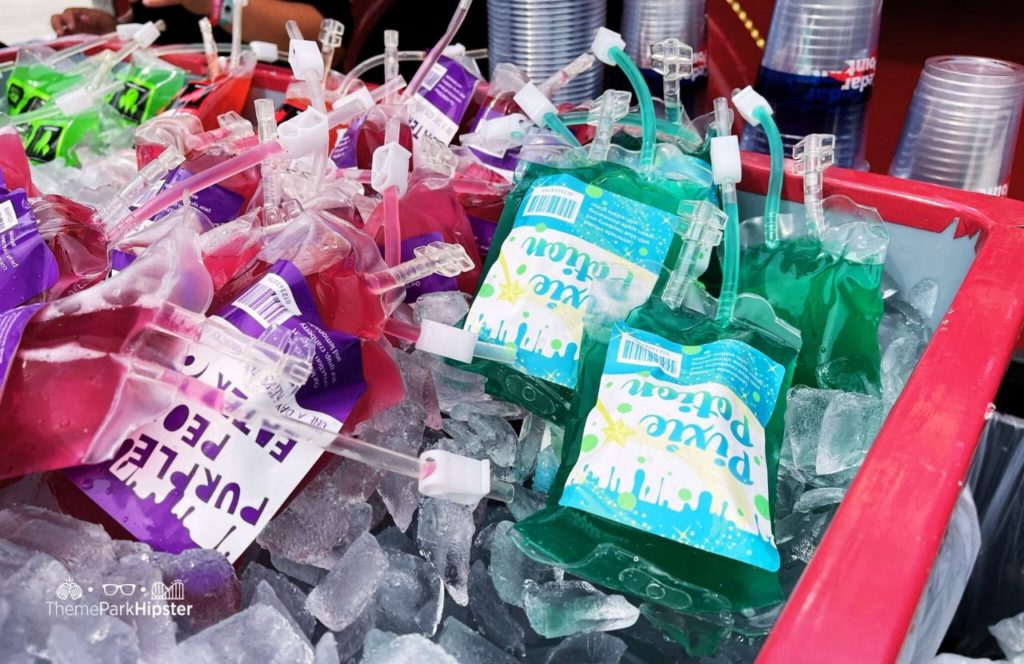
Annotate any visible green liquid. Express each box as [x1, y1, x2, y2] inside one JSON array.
[[457, 159, 715, 425], [514, 260, 799, 615], [740, 236, 883, 393]]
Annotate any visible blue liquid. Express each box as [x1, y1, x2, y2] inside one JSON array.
[[739, 66, 872, 169]]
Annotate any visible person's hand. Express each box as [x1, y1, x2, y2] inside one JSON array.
[[140, 0, 212, 16], [50, 7, 117, 36]]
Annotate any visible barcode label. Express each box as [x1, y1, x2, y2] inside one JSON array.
[[422, 63, 447, 90], [0, 201, 18, 234], [232, 274, 302, 328], [617, 334, 682, 378], [408, 96, 460, 143], [522, 186, 584, 224]]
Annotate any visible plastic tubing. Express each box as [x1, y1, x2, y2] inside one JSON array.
[[230, 0, 246, 70], [543, 111, 582, 147], [559, 110, 702, 149], [716, 184, 740, 327], [339, 48, 487, 95], [538, 52, 596, 98], [756, 106, 783, 248], [382, 187, 401, 266], [333, 169, 509, 197], [198, 17, 221, 79], [609, 47, 657, 173], [401, 0, 473, 101], [45, 31, 118, 65]]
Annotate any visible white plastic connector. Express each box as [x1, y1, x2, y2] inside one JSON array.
[[335, 87, 374, 114], [415, 320, 478, 363], [370, 142, 412, 196], [418, 449, 491, 506], [116, 23, 143, 41], [513, 82, 558, 127], [277, 107, 328, 158], [54, 88, 94, 116], [710, 135, 742, 185], [131, 21, 162, 47], [591, 27, 626, 65], [792, 133, 836, 175], [461, 113, 530, 153], [249, 41, 279, 63], [289, 38, 325, 83], [443, 43, 467, 58], [731, 86, 771, 127]]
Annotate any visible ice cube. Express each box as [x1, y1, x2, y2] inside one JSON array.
[[990, 611, 1024, 661], [394, 352, 443, 430], [360, 631, 458, 664], [155, 547, 241, 635], [416, 497, 476, 606], [270, 553, 326, 586], [439, 419, 487, 459], [794, 487, 846, 513], [468, 560, 525, 657], [257, 483, 373, 569], [908, 278, 939, 320], [437, 616, 520, 664], [508, 486, 547, 521], [0, 506, 115, 573], [0, 598, 31, 664], [357, 399, 428, 457], [98, 554, 176, 658], [169, 604, 313, 664], [545, 632, 628, 664], [815, 391, 884, 476], [376, 474, 420, 533], [373, 548, 444, 636], [412, 351, 490, 413], [46, 615, 141, 664], [781, 387, 836, 476], [882, 335, 925, 409], [0, 474, 60, 512], [252, 581, 308, 643], [512, 413, 545, 482], [522, 580, 639, 638], [532, 446, 560, 494], [466, 414, 519, 468], [1, 553, 75, 654], [449, 401, 526, 422], [413, 291, 471, 326], [240, 562, 315, 638], [0, 538, 36, 578], [375, 526, 419, 555], [639, 602, 732, 657], [780, 511, 831, 564], [331, 602, 376, 661], [313, 633, 339, 664], [305, 532, 387, 631], [489, 521, 563, 608]]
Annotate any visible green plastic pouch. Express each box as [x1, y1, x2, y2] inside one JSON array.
[[5, 48, 81, 115], [514, 202, 801, 614], [739, 195, 888, 393], [457, 155, 716, 425], [106, 52, 186, 125]]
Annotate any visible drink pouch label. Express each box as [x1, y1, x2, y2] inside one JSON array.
[[152, 166, 244, 225], [330, 113, 365, 169], [467, 106, 520, 178], [560, 323, 784, 571], [22, 114, 86, 164], [399, 232, 458, 302], [0, 189, 58, 310], [408, 55, 479, 145], [0, 302, 44, 391], [467, 214, 498, 258], [108, 65, 186, 125], [464, 173, 675, 389], [67, 260, 367, 561]]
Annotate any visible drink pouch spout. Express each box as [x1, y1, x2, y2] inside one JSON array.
[[363, 241, 474, 294], [792, 133, 836, 236], [661, 200, 727, 310]]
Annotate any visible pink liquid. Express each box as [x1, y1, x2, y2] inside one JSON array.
[[354, 107, 414, 171], [0, 306, 172, 479], [361, 172, 483, 293], [31, 194, 108, 300], [0, 129, 35, 194], [169, 69, 256, 132]]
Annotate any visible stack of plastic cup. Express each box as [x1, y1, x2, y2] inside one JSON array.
[[889, 56, 1024, 197], [740, 0, 883, 169], [487, 0, 605, 105], [620, 0, 707, 116]]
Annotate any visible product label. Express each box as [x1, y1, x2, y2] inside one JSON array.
[[467, 105, 520, 178], [560, 323, 783, 571], [467, 214, 498, 258], [152, 166, 245, 225], [0, 188, 58, 310], [464, 174, 675, 389], [0, 302, 43, 389], [23, 118, 73, 163], [329, 113, 365, 169], [67, 260, 367, 560], [399, 232, 458, 301], [408, 55, 479, 145]]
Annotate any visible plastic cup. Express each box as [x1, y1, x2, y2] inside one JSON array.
[[890, 55, 1024, 196]]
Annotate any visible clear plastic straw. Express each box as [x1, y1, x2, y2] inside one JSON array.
[[402, 0, 474, 101]]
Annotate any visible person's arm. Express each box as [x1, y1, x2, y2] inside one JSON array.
[[140, 0, 324, 50]]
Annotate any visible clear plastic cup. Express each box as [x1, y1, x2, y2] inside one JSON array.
[[621, 0, 707, 70], [890, 55, 1024, 196]]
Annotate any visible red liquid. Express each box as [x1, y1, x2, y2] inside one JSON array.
[[169, 65, 256, 132], [0, 305, 175, 479], [0, 129, 35, 194], [361, 171, 483, 293], [354, 106, 414, 171], [31, 194, 108, 300]]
